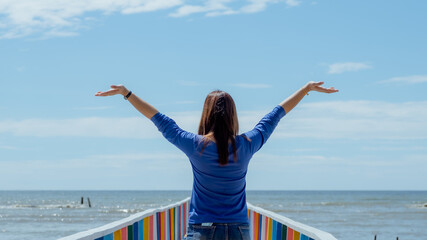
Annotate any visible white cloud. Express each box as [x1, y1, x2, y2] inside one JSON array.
[[380, 75, 427, 84], [361, 145, 427, 151], [0, 0, 183, 39], [0, 145, 18, 150], [3, 150, 426, 190], [270, 100, 427, 140], [121, 0, 182, 14], [285, 0, 301, 7], [328, 62, 372, 74], [169, 0, 232, 17], [0, 112, 200, 138], [0, 117, 160, 138], [169, 5, 208, 17], [0, 152, 193, 190], [240, 0, 271, 13], [239, 0, 298, 14], [43, 30, 79, 38], [232, 83, 272, 89], [0, 0, 301, 38], [246, 152, 427, 190], [1, 101, 427, 141], [205, 9, 237, 17], [251, 153, 414, 168]]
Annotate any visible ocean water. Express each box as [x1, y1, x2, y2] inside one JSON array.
[[0, 191, 426, 240]]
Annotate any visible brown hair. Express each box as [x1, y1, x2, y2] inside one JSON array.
[[198, 90, 239, 165]]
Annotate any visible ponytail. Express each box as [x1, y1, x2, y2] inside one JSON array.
[[198, 90, 239, 165], [213, 97, 237, 165]]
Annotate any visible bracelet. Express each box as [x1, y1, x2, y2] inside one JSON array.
[[303, 88, 309, 96], [124, 91, 132, 100]]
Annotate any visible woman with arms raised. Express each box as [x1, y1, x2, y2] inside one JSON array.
[[95, 81, 338, 240]]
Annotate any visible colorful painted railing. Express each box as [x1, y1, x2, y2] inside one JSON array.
[[247, 203, 337, 240], [59, 197, 190, 240], [60, 198, 337, 240]]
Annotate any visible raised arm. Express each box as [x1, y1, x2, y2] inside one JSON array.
[[242, 81, 338, 155], [280, 81, 338, 114], [95, 85, 158, 119]]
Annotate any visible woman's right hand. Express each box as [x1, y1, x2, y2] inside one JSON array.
[[95, 85, 129, 97], [306, 81, 338, 94]]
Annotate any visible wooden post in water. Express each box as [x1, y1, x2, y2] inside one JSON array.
[[374, 235, 376, 240], [81, 197, 84, 204], [87, 197, 92, 208]]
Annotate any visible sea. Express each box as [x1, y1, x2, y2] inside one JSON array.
[[0, 191, 426, 240]]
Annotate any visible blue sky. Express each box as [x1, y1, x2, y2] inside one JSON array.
[[1, 0, 426, 190]]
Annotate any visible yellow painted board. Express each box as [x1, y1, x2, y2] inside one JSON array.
[[114, 229, 122, 240], [293, 230, 300, 240]]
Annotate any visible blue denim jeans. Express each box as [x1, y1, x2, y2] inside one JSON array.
[[185, 223, 250, 240]]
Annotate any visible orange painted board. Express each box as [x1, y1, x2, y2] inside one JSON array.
[[114, 230, 122, 240], [293, 230, 300, 240]]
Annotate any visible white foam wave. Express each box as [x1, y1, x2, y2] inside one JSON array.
[[0, 204, 87, 210]]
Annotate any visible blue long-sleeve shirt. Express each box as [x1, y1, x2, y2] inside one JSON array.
[[151, 105, 286, 224]]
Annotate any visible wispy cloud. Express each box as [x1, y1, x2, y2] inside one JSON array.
[[206, 9, 238, 17], [0, 145, 18, 150], [240, 0, 299, 13], [246, 152, 427, 190], [0, 117, 160, 138], [269, 100, 427, 140], [380, 75, 427, 84], [121, 0, 183, 14], [172, 0, 298, 17], [169, 5, 212, 17], [2, 101, 427, 141], [0, 0, 300, 38], [0, 112, 200, 138], [240, 0, 274, 13], [0, 0, 183, 39], [232, 83, 272, 89], [0, 152, 192, 190], [285, 0, 301, 7], [328, 62, 372, 74], [252, 153, 427, 169], [169, 0, 234, 17]]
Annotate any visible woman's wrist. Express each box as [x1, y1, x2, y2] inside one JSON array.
[[121, 87, 130, 96], [303, 83, 311, 95]]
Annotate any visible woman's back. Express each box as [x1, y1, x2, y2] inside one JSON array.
[[189, 135, 250, 223], [151, 105, 286, 224]]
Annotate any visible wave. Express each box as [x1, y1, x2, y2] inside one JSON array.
[[408, 203, 427, 209], [0, 204, 88, 210]]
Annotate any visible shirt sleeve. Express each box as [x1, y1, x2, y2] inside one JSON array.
[[241, 105, 286, 155], [151, 112, 197, 157]]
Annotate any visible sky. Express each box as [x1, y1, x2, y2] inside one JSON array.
[[0, 0, 426, 190]]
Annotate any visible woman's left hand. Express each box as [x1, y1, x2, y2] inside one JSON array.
[[306, 81, 338, 94], [95, 85, 129, 97]]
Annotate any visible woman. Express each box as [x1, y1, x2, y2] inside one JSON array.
[[95, 81, 338, 240]]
